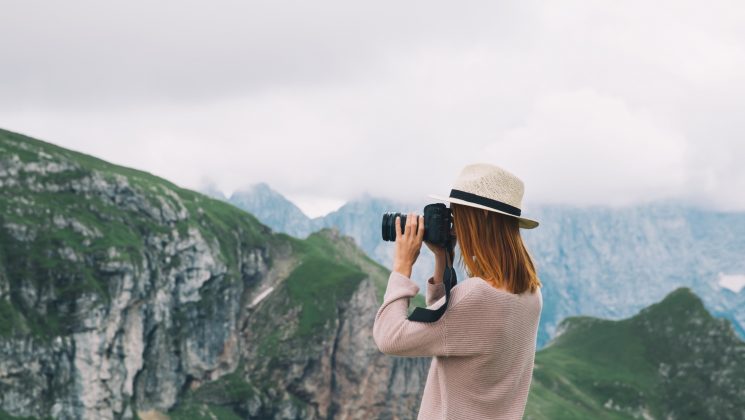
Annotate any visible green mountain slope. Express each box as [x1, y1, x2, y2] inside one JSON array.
[[525, 287, 745, 420], [6, 128, 742, 419], [0, 128, 272, 339], [0, 128, 427, 419]]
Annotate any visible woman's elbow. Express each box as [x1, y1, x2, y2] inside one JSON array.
[[372, 322, 394, 354]]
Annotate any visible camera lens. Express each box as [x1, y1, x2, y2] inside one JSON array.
[[381, 212, 406, 241]]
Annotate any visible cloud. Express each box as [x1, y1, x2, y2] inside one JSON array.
[[482, 89, 690, 207], [0, 1, 515, 110], [2, 0, 745, 215]]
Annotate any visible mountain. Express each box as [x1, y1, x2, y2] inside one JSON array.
[[526, 287, 745, 419], [0, 128, 427, 419], [220, 186, 466, 297], [228, 184, 316, 238], [199, 182, 227, 201], [4, 127, 744, 419], [220, 186, 745, 348], [522, 203, 745, 347]]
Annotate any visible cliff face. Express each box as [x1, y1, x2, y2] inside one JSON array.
[[0, 128, 428, 419]]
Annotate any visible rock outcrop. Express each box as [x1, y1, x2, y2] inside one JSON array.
[[0, 128, 429, 419]]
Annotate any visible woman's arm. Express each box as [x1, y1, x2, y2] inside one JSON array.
[[373, 271, 483, 357], [431, 253, 446, 285], [424, 227, 456, 286], [426, 254, 446, 306], [391, 212, 423, 278], [425, 230, 455, 305], [390, 212, 445, 306], [374, 212, 489, 357]]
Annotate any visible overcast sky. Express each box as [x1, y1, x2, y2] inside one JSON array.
[[2, 1, 744, 217]]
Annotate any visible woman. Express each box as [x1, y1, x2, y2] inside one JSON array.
[[373, 163, 542, 420]]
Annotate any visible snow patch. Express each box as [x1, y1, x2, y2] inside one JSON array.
[[250, 287, 274, 307], [718, 273, 745, 293]]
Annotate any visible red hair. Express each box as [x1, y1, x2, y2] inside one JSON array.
[[451, 203, 541, 294]]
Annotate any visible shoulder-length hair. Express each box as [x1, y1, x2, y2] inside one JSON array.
[[451, 203, 541, 294]]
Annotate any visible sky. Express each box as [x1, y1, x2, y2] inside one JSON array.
[[2, 1, 745, 217]]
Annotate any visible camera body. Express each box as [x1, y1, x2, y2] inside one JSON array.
[[381, 203, 454, 248]]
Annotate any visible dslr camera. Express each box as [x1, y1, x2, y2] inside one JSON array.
[[381, 203, 454, 249]]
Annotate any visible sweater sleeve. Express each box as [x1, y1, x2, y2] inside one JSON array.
[[426, 277, 445, 306], [372, 271, 480, 357]]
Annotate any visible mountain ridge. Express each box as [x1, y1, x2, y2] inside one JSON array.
[[527, 286, 745, 419], [0, 127, 429, 419], [215, 182, 745, 348], [3, 127, 744, 419]]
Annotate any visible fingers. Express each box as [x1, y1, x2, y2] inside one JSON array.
[[398, 212, 424, 241], [406, 212, 415, 237]]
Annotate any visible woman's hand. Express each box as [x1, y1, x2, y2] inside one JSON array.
[[424, 228, 456, 285], [424, 227, 456, 260], [392, 212, 424, 278]]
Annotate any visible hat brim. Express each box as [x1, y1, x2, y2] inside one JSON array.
[[428, 194, 539, 229]]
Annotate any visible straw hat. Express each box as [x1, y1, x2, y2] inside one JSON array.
[[429, 163, 539, 229]]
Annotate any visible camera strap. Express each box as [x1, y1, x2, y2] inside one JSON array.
[[406, 252, 457, 323]]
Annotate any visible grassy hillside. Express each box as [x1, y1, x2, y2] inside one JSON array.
[[0, 128, 428, 418], [526, 287, 745, 419], [0, 128, 274, 338]]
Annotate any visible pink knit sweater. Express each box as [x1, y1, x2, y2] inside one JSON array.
[[373, 271, 542, 420]]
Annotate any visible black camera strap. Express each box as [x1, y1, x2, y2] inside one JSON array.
[[406, 252, 457, 323]]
